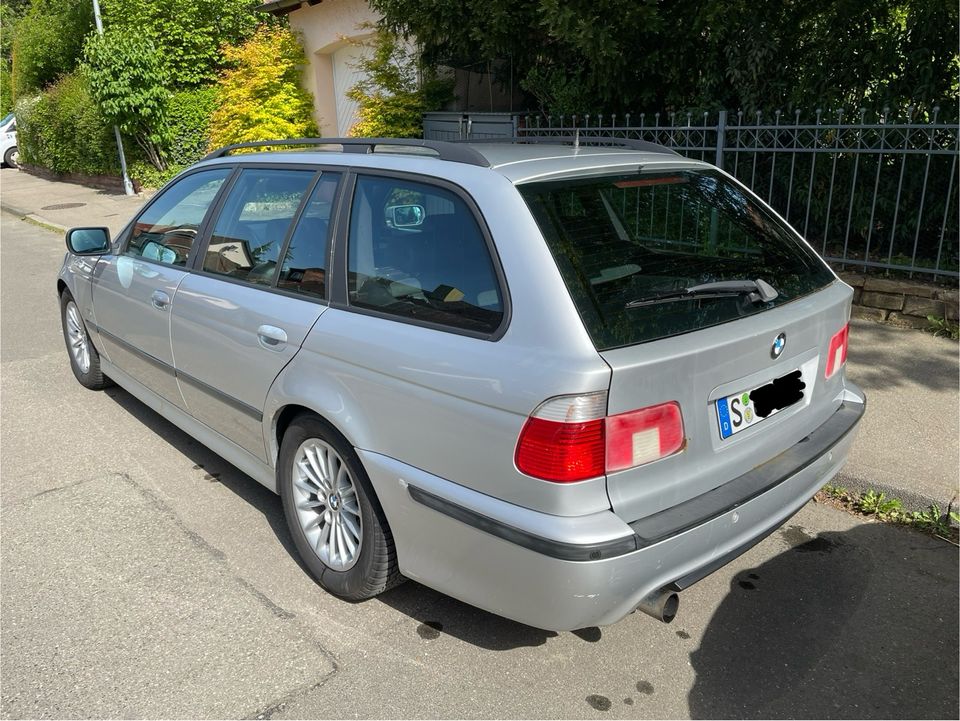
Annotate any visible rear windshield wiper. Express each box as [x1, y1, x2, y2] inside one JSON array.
[[625, 278, 779, 309]]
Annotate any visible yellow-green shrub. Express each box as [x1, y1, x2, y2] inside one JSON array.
[[208, 26, 317, 150], [347, 29, 453, 138]]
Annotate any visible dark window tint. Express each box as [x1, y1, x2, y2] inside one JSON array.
[[347, 175, 503, 334], [519, 169, 834, 349], [126, 169, 231, 266], [276, 173, 341, 299], [202, 169, 316, 285]]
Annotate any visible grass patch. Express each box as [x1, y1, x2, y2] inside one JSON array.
[[926, 315, 959, 341], [816, 484, 959, 544]]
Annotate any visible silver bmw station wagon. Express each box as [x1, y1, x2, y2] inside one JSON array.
[[58, 137, 864, 630]]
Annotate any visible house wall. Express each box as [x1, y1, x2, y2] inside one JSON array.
[[287, 0, 381, 136]]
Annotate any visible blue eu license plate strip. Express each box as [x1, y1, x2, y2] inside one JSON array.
[[716, 369, 805, 440]]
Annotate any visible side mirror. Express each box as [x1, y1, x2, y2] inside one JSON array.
[[66, 227, 111, 255], [389, 204, 426, 228]]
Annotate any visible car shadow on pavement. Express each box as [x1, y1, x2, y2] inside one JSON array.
[[103, 386, 307, 569], [103, 385, 561, 651], [688, 522, 959, 719]]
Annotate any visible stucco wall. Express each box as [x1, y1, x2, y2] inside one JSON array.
[[288, 0, 381, 135]]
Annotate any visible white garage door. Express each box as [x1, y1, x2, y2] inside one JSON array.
[[332, 43, 368, 136]]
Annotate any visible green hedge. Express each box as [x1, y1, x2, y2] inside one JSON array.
[[16, 72, 118, 175], [130, 86, 218, 188], [16, 77, 219, 188]]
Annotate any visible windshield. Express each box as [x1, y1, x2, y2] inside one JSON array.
[[0, 113, 13, 128], [519, 169, 834, 350]]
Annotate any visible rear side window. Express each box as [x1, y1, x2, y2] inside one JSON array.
[[126, 169, 231, 266], [203, 168, 316, 285], [519, 169, 834, 350], [276, 172, 341, 299], [347, 175, 504, 334]]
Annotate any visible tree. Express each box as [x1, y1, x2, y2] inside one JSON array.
[[347, 28, 454, 138], [369, 0, 959, 117], [10, 0, 93, 94], [83, 30, 171, 170], [99, 0, 261, 87], [208, 26, 318, 149]]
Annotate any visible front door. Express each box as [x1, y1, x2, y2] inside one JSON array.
[[170, 168, 342, 460], [92, 168, 233, 407]]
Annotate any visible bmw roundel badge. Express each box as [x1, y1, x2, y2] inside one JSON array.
[[771, 332, 787, 359]]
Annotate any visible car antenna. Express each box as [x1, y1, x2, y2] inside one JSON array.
[[574, 128, 580, 150]]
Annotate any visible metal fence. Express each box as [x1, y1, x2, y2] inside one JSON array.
[[427, 109, 959, 279]]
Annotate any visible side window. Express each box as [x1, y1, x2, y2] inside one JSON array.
[[276, 173, 341, 299], [202, 168, 316, 285], [126, 169, 231, 266], [347, 175, 504, 334]]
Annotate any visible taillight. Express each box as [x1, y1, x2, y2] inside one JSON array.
[[515, 393, 606, 482], [515, 393, 684, 483], [825, 324, 849, 378], [606, 402, 684, 472]]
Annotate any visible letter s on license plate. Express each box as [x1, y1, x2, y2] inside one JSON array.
[[716, 369, 805, 439]]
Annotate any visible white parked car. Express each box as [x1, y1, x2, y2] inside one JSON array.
[[1, 112, 18, 168]]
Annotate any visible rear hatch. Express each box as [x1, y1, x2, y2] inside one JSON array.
[[518, 167, 851, 523]]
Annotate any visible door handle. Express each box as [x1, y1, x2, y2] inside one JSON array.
[[257, 324, 288, 350], [151, 290, 171, 310]]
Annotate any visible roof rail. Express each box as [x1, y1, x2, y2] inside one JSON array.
[[458, 135, 681, 156], [202, 137, 492, 167]]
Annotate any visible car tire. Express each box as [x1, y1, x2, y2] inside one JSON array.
[[4, 146, 18, 169], [60, 290, 111, 390], [279, 414, 403, 601]]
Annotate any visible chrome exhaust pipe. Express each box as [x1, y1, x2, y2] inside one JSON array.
[[636, 589, 679, 623]]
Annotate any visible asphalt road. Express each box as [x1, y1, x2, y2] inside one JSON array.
[[1, 212, 958, 719]]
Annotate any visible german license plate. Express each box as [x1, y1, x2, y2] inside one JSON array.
[[716, 369, 805, 439]]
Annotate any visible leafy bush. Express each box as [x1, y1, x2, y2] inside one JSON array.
[[347, 28, 453, 138], [99, 0, 260, 87], [83, 30, 171, 170], [0, 62, 11, 116], [128, 87, 219, 188], [15, 72, 117, 174], [12, 0, 93, 94], [166, 87, 218, 165], [208, 26, 318, 149]]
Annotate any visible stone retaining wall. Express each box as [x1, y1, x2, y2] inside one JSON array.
[[20, 164, 142, 194], [840, 273, 959, 329]]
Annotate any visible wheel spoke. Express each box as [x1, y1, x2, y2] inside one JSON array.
[[315, 513, 332, 554], [341, 513, 360, 541], [306, 446, 328, 491], [293, 475, 319, 496], [297, 498, 325, 511], [298, 457, 323, 490], [340, 520, 356, 555]]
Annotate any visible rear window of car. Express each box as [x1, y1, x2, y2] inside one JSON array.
[[518, 169, 835, 350]]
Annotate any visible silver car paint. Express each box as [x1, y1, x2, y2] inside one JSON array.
[[92, 255, 189, 407], [170, 272, 328, 461], [59, 144, 865, 630]]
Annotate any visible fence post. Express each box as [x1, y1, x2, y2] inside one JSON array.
[[714, 110, 727, 169]]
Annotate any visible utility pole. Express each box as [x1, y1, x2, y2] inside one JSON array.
[[91, 0, 135, 196]]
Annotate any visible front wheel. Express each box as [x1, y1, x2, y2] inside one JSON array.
[[279, 414, 403, 600], [4, 146, 18, 169], [60, 291, 110, 390]]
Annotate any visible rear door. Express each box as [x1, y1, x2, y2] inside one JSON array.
[[92, 167, 232, 406], [518, 167, 850, 523], [170, 167, 342, 460]]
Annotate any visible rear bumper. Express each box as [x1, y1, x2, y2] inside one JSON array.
[[362, 384, 865, 631]]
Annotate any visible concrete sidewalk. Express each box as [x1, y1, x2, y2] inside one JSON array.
[[1, 166, 957, 511], [0, 167, 148, 236]]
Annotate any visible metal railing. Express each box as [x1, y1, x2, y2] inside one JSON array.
[[447, 109, 959, 279]]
